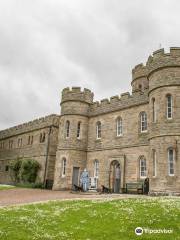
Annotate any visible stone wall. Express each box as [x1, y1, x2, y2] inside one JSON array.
[[0, 115, 59, 186]]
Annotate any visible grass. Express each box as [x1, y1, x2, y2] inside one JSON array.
[[0, 197, 179, 240], [0, 184, 15, 190]]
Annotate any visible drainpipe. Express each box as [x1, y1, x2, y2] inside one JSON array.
[[43, 126, 52, 188]]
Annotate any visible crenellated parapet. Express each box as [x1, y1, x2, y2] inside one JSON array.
[[61, 87, 94, 105], [131, 63, 149, 92], [0, 114, 60, 140], [146, 47, 180, 74], [90, 88, 149, 116], [132, 63, 148, 81]]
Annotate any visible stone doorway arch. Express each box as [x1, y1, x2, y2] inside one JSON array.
[[109, 160, 121, 193]]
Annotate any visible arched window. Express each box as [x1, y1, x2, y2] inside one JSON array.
[[152, 98, 156, 122], [168, 148, 174, 176], [94, 160, 99, 178], [96, 121, 101, 139], [140, 112, 147, 132], [62, 158, 66, 176], [116, 117, 123, 136], [139, 157, 147, 178], [138, 84, 142, 91], [167, 94, 172, 119], [65, 121, 70, 138], [77, 122, 81, 139], [152, 150, 157, 177]]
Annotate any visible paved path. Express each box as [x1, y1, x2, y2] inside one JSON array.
[[0, 188, 148, 207]]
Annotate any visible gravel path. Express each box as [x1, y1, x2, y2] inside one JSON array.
[[0, 188, 148, 207]]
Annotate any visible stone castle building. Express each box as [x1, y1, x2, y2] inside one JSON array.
[[0, 47, 180, 195]]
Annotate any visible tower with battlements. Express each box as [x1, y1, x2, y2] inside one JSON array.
[[0, 48, 179, 195]]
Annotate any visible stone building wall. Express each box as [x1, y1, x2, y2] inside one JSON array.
[[0, 47, 180, 195], [0, 115, 59, 187]]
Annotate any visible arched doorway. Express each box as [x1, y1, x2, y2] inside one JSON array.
[[109, 160, 121, 193]]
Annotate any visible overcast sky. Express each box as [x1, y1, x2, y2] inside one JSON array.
[[0, 0, 180, 129]]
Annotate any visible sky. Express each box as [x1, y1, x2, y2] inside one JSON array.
[[0, 0, 180, 129]]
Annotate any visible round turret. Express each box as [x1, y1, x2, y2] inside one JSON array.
[[53, 87, 94, 190], [61, 87, 94, 116], [147, 47, 180, 194], [131, 63, 149, 92]]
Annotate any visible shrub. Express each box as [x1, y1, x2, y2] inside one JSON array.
[[20, 159, 40, 183], [10, 158, 40, 184], [9, 159, 22, 182]]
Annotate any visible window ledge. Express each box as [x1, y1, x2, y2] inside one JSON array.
[[95, 138, 101, 142], [116, 135, 123, 138]]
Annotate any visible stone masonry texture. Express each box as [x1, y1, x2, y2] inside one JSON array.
[[0, 48, 180, 195]]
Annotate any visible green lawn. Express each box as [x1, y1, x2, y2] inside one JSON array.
[[0, 197, 179, 240], [0, 185, 15, 190]]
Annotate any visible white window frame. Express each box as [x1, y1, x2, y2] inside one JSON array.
[[167, 95, 172, 119], [140, 157, 147, 178], [96, 122, 101, 139], [116, 117, 123, 136], [168, 148, 174, 176], [77, 122, 81, 139], [94, 160, 99, 178], [65, 121, 70, 138], [62, 158, 66, 177], [152, 150, 157, 177], [140, 112, 147, 132]]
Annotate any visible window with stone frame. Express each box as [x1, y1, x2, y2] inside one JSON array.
[[65, 121, 70, 138], [152, 149, 157, 177], [17, 138, 22, 147], [40, 132, 45, 143], [9, 140, 13, 149], [116, 117, 123, 136], [77, 122, 81, 139], [5, 165, 9, 171], [140, 112, 147, 132], [166, 94, 172, 119], [96, 121, 101, 139], [168, 148, 174, 176], [139, 157, 147, 178], [62, 158, 66, 176], [152, 98, 156, 123], [94, 160, 99, 178], [28, 136, 33, 145]]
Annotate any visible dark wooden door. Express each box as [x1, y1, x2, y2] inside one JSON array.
[[72, 167, 79, 190]]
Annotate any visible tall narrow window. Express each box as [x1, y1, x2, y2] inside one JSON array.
[[62, 158, 66, 176], [152, 98, 156, 122], [96, 121, 101, 139], [65, 121, 70, 138], [9, 140, 13, 149], [167, 95, 172, 119], [168, 148, 174, 176], [77, 122, 81, 139], [94, 160, 99, 178], [116, 117, 123, 136], [152, 150, 157, 177], [140, 112, 147, 132], [140, 157, 147, 178]]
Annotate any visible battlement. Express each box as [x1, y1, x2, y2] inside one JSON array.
[[0, 114, 60, 140], [90, 88, 148, 116], [132, 63, 148, 82], [146, 47, 180, 74], [61, 87, 94, 104]]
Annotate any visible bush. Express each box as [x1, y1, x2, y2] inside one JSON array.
[[9, 159, 22, 182], [10, 158, 40, 185], [20, 159, 40, 183]]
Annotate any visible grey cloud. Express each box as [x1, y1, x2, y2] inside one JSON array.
[[0, 0, 180, 129]]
